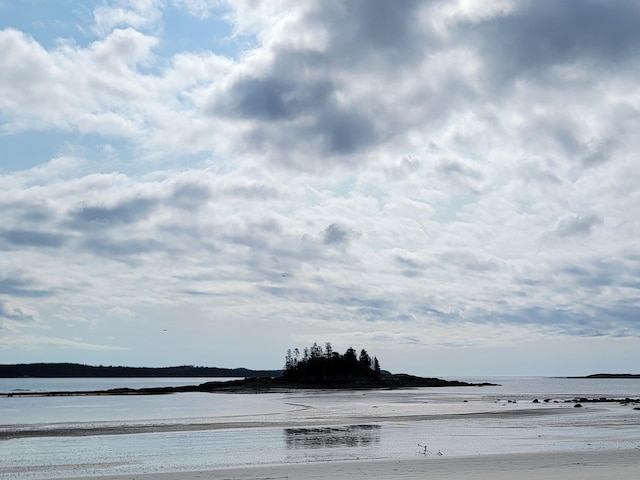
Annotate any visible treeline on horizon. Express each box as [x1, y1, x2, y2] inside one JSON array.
[[0, 363, 283, 378], [283, 342, 381, 381]]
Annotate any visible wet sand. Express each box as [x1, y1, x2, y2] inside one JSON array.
[[4, 385, 639, 479], [47, 449, 640, 480], [0, 407, 572, 440]]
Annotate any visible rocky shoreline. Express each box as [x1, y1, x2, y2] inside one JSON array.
[[532, 396, 640, 409]]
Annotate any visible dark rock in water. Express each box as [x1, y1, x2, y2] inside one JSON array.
[[532, 399, 539, 403], [574, 403, 583, 408]]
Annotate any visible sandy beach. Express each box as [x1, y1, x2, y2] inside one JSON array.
[[48, 449, 639, 480], [3, 378, 640, 479]]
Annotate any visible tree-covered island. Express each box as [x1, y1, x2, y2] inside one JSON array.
[[1, 343, 495, 396], [276, 342, 494, 389], [283, 342, 381, 382]]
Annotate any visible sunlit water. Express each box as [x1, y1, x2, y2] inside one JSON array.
[[1, 377, 639, 479]]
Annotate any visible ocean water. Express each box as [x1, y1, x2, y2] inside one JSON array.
[[1, 377, 639, 479], [0, 376, 240, 394]]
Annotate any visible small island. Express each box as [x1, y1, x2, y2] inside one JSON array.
[[1, 343, 495, 397]]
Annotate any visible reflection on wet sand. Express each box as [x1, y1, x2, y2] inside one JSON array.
[[284, 424, 381, 449]]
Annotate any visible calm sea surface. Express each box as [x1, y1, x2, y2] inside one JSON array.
[[1, 376, 639, 479]]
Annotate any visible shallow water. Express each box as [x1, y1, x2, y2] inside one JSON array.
[[1, 391, 291, 426], [1, 377, 639, 479], [0, 377, 239, 394]]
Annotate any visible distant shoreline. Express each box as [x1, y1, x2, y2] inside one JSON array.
[[0, 362, 281, 378], [565, 374, 640, 379]]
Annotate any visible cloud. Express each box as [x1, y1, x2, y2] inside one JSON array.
[[92, 0, 164, 37], [0, 275, 53, 298], [213, 76, 333, 121], [81, 236, 164, 259], [70, 197, 159, 227], [582, 137, 616, 167], [201, 1, 442, 166], [108, 306, 136, 317], [171, 0, 224, 20], [0, 229, 68, 248], [0, 26, 158, 136], [323, 223, 351, 246], [0, 333, 128, 351], [469, 1, 640, 81], [554, 214, 603, 238], [303, 0, 427, 66], [207, 74, 380, 162], [0, 299, 39, 323]]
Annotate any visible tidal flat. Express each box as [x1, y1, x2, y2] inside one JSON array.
[[1, 377, 640, 479]]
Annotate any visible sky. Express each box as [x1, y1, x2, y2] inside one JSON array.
[[1, 0, 640, 377]]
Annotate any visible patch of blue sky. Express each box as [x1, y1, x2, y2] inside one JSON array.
[[0, 0, 99, 49], [328, 175, 358, 198], [1, 123, 223, 175], [357, 179, 388, 203], [0, 130, 132, 174], [0, 1, 252, 58], [0, 130, 71, 172], [431, 194, 479, 222], [160, 3, 254, 60]]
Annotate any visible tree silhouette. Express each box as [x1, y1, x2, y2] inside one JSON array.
[[283, 343, 381, 382], [359, 349, 371, 370]]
